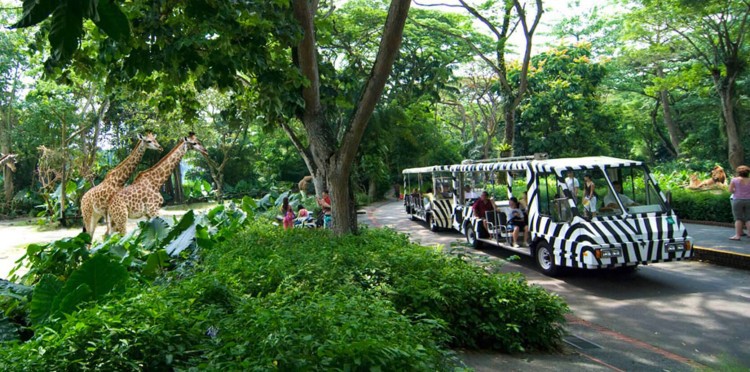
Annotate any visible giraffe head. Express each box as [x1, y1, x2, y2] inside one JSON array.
[[183, 132, 209, 156], [138, 132, 163, 152]]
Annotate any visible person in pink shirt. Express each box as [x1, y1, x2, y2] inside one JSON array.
[[728, 165, 750, 240]]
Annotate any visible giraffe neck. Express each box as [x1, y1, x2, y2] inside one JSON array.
[[104, 140, 147, 187], [135, 140, 188, 189]]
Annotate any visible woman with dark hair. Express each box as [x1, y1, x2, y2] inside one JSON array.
[[508, 197, 528, 247], [582, 173, 597, 218], [281, 197, 295, 229], [729, 165, 750, 240]]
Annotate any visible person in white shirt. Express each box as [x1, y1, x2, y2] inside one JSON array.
[[565, 171, 579, 198], [603, 180, 637, 209]]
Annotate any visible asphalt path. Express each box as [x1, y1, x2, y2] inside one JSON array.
[[360, 200, 750, 370]]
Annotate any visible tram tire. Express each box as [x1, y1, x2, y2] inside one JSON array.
[[428, 214, 439, 232], [535, 241, 559, 277], [466, 228, 482, 249], [615, 265, 639, 275]]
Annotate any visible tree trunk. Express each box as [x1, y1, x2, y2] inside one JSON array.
[[216, 172, 224, 203], [503, 105, 515, 155], [173, 166, 184, 204], [164, 175, 174, 203], [2, 164, 12, 208], [713, 72, 743, 169], [59, 122, 67, 227], [655, 67, 683, 156], [291, 0, 410, 235], [312, 170, 326, 197], [650, 99, 677, 158], [368, 178, 377, 200], [2, 64, 20, 208]]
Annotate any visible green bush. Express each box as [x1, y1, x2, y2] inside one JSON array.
[[201, 225, 568, 352], [1, 217, 568, 370], [669, 188, 732, 223]]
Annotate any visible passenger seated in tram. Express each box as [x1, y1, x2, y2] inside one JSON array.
[[520, 192, 528, 211], [602, 180, 638, 211], [423, 188, 434, 210], [472, 191, 497, 232], [604, 180, 638, 208], [506, 197, 528, 247], [464, 185, 480, 200]]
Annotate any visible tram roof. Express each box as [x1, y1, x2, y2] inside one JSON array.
[[402, 165, 452, 174], [449, 156, 644, 172]]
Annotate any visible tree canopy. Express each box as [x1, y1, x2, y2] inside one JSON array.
[[0, 0, 748, 228]]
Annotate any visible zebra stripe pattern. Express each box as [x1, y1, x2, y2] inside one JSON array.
[[451, 156, 693, 269]]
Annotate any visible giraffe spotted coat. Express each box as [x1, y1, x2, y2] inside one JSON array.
[[81, 133, 162, 237], [108, 134, 208, 235]]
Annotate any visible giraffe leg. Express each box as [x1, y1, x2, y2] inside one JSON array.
[[87, 212, 100, 239], [81, 193, 93, 234], [109, 199, 127, 236], [104, 212, 110, 236]]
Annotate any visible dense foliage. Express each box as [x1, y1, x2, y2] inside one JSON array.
[[1, 1, 748, 228], [669, 189, 732, 223], [0, 203, 568, 370]]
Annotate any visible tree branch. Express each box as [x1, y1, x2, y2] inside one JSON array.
[[338, 0, 412, 171], [411, 18, 503, 76]]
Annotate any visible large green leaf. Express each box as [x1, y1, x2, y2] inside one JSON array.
[[60, 254, 128, 303], [47, 1, 84, 64], [241, 196, 257, 215], [143, 250, 170, 278], [11, 0, 56, 28], [29, 274, 63, 325], [138, 217, 171, 250], [162, 210, 195, 249], [57, 284, 93, 315], [92, 0, 131, 42], [0, 317, 19, 342], [165, 224, 197, 257]]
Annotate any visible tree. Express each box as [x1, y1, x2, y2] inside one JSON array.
[[416, 0, 544, 154], [617, 6, 691, 157], [10, 0, 412, 234], [0, 8, 31, 209], [287, 0, 411, 233], [642, 0, 750, 168], [514, 43, 625, 158]]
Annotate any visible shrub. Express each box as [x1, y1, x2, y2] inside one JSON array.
[[200, 225, 568, 352], [0, 213, 568, 369], [668, 188, 732, 223]]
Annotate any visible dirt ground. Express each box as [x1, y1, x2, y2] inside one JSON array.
[[0, 202, 216, 279]]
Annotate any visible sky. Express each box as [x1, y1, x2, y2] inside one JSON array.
[[412, 0, 614, 57]]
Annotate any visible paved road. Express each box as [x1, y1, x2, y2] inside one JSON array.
[[360, 200, 750, 370]]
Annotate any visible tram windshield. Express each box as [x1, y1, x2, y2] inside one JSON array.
[[551, 167, 666, 218]]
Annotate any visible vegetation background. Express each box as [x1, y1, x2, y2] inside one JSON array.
[[1, 0, 746, 368], [0, 0, 746, 228]]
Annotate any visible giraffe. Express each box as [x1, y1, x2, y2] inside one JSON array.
[[81, 133, 163, 238], [107, 133, 208, 235], [0, 153, 17, 173]]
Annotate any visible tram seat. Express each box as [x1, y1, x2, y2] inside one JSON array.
[[485, 211, 509, 241]]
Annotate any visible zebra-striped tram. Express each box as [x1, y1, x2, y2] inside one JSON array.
[[402, 165, 454, 231], [404, 155, 694, 276]]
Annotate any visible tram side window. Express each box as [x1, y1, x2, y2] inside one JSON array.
[[538, 172, 572, 222]]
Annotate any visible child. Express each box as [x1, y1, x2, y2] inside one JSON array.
[[297, 204, 309, 218], [281, 197, 295, 229]]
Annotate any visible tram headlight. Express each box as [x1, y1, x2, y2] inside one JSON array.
[[594, 248, 622, 259], [665, 242, 687, 252]]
